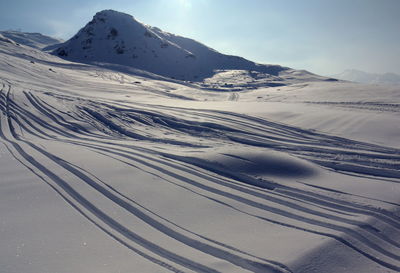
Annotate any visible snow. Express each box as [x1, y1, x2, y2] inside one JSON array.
[[0, 30, 63, 50], [1, 11, 400, 273], [0, 33, 19, 46]]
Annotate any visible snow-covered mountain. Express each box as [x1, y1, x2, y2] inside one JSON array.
[[0, 30, 63, 49], [332, 69, 400, 85], [52, 10, 292, 81]]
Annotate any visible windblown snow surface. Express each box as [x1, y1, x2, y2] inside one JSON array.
[[1, 33, 400, 273]]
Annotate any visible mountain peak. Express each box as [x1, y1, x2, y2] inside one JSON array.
[[53, 9, 287, 81], [84, 9, 147, 38], [92, 9, 139, 24]]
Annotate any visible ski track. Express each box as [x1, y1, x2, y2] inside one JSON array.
[[1, 81, 400, 272]]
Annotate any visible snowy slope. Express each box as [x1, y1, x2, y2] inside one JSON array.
[[0, 30, 63, 49], [53, 10, 331, 84], [332, 69, 400, 86], [0, 33, 19, 46], [1, 24, 400, 273]]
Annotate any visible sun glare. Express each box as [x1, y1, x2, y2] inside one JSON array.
[[178, 0, 192, 8]]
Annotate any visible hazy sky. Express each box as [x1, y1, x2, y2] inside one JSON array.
[[1, 0, 399, 75]]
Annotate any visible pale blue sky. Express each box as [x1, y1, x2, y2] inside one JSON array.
[[1, 0, 399, 75]]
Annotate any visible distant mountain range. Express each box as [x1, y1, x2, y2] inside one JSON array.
[[331, 69, 400, 85]]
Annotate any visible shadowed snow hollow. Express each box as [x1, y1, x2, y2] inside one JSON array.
[[218, 151, 317, 178], [162, 148, 318, 190]]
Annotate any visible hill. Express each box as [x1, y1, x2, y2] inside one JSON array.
[[0, 30, 63, 49]]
